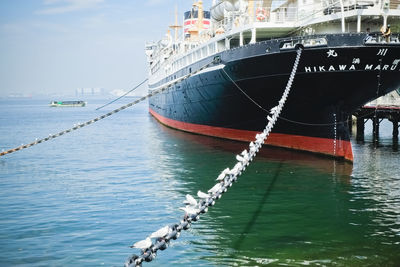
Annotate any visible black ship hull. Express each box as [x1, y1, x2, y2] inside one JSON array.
[[148, 33, 400, 161]]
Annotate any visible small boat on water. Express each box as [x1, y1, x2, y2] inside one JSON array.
[[49, 101, 87, 107]]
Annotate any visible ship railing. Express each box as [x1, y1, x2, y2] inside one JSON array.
[[213, 1, 375, 30], [364, 33, 400, 45], [297, 0, 380, 27], [322, 0, 375, 15], [279, 36, 328, 50], [267, 7, 299, 23], [160, 37, 216, 78], [297, 0, 341, 23], [212, 6, 299, 32], [212, 17, 230, 34]]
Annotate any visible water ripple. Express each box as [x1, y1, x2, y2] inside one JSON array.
[[0, 99, 399, 266]]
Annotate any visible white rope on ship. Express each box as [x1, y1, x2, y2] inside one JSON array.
[[125, 48, 303, 267]]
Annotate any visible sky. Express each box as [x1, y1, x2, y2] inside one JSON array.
[[0, 0, 212, 97]]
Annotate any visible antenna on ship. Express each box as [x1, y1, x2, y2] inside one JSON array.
[[169, 5, 182, 43]]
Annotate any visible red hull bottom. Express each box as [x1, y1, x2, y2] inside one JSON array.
[[149, 108, 354, 162]]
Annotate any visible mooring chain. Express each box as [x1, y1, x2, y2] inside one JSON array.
[[0, 60, 217, 158], [125, 48, 302, 267]]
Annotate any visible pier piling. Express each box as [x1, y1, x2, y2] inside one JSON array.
[[356, 117, 365, 141], [348, 116, 353, 134], [353, 105, 400, 144], [391, 118, 399, 140], [372, 115, 380, 144]]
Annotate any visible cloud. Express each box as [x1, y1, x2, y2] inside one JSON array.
[[145, 0, 165, 7], [1, 23, 25, 34], [36, 0, 104, 15]]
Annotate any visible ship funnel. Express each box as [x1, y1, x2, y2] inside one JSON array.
[[184, 5, 211, 39]]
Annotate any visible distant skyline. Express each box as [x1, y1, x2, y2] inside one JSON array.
[[0, 0, 212, 97]]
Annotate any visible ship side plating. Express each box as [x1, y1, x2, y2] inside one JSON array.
[[145, 0, 400, 161]]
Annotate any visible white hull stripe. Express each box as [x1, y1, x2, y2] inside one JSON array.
[[149, 64, 225, 91]]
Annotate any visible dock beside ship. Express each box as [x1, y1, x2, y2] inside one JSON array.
[[352, 90, 400, 142]]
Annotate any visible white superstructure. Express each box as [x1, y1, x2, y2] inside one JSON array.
[[145, 0, 400, 86]]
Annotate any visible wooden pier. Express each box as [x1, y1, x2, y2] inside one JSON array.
[[353, 106, 400, 143], [351, 90, 400, 144]]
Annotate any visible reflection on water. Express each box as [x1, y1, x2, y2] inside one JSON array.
[[148, 117, 400, 266], [0, 99, 398, 266]]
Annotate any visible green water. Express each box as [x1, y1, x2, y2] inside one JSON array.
[[144, 123, 400, 266], [0, 99, 399, 266]]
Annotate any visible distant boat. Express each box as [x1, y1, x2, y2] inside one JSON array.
[[49, 101, 86, 107]]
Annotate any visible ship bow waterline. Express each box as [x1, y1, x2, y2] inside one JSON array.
[[145, 0, 400, 161]]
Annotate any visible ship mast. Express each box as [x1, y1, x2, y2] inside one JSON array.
[[187, 0, 204, 40], [169, 5, 182, 43], [195, 0, 204, 31]]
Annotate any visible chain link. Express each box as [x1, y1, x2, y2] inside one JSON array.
[[125, 48, 303, 267], [0, 60, 216, 158]]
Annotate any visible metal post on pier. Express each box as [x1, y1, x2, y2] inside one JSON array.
[[372, 115, 380, 144], [391, 118, 399, 141], [347, 116, 353, 135], [356, 117, 364, 141], [393, 118, 399, 151]]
